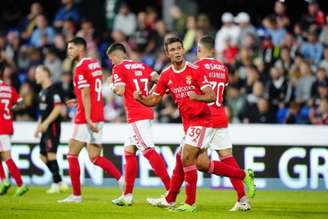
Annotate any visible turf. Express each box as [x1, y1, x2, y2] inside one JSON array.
[[0, 187, 327, 219]]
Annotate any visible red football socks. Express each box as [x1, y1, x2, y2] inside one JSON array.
[[221, 156, 246, 201], [67, 154, 81, 196], [124, 151, 138, 195], [143, 148, 171, 190], [208, 160, 245, 179], [0, 161, 5, 181], [183, 164, 198, 206], [6, 159, 22, 187], [165, 152, 184, 203], [93, 156, 121, 181]]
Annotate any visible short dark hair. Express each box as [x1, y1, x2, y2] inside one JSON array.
[[68, 37, 87, 50], [37, 65, 51, 77], [106, 43, 127, 55], [199, 35, 215, 50], [164, 36, 183, 51], [0, 61, 4, 79]]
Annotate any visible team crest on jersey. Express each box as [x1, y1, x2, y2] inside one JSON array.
[[134, 71, 142, 76], [185, 75, 192, 85]]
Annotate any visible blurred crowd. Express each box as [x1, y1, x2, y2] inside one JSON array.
[[0, 0, 328, 125]]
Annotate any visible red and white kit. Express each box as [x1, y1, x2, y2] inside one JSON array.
[[0, 80, 20, 151], [112, 60, 157, 151], [72, 57, 104, 144], [194, 58, 232, 150], [154, 62, 214, 148]]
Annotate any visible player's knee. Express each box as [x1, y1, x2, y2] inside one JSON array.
[[217, 149, 232, 159], [196, 161, 209, 172]]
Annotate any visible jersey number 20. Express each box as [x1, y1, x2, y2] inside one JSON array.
[[209, 81, 225, 107]]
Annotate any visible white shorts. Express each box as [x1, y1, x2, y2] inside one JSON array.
[[124, 120, 155, 151], [208, 128, 232, 150], [0, 135, 11, 152], [71, 123, 103, 144], [182, 126, 215, 149]]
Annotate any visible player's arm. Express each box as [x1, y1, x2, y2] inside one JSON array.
[[133, 91, 162, 107], [81, 87, 98, 132], [188, 86, 215, 103], [11, 97, 24, 111], [38, 105, 62, 131]]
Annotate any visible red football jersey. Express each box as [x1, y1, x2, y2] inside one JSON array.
[[194, 58, 229, 128], [112, 60, 155, 123], [73, 57, 104, 124], [0, 81, 20, 135], [154, 62, 212, 132]]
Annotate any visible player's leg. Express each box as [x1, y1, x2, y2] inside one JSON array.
[[87, 143, 122, 182], [218, 149, 250, 210], [132, 120, 170, 190], [46, 152, 68, 193], [147, 147, 183, 207], [0, 160, 6, 181], [207, 128, 255, 199], [1, 150, 28, 196], [86, 123, 122, 183], [112, 144, 137, 206], [58, 123, 86, 203]]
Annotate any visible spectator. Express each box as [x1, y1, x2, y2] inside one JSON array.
[[113, 3, 137, 37], [295, 61, 316, 104], [301, 0, 325, 30], [215, 12, 240, 60], [15, 82, 38, 121], [319, 46, 328, 74], [300, 29, 323, 64], [54, 0, 80, 28], [319, 16, 328, 45], [76, 20, 99, 58], [263, 15, 286, 47], [267, 66, 293, 110], [197, 14, 215, 36], [30, 15, 55, 47], [44, 48, 62, 82], [129, 12, 156, 55], [247, 98, 275, 123], [20, 2, 43, 40], [273, 0, 290, 28], [235, 12, 257, 48], [310, 97, 328, 124], [183, 16, 197, 54]]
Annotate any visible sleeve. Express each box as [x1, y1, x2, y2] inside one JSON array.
[[144, 65, 158, 80], [196, 68, 211, 90], [52, 89, 63, 105], [153, 73, 167, 96], [76, 65, 90, 90], [11, 87, 21, 105], [112, 66, 126, 87]]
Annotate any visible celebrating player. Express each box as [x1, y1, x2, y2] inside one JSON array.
[[58, 37, 124, 203], [106, 43, 171, 206], [34, 65, 68, 194], [135, 37, 255, 212], [0, 62, 28, 196], [193, 35, 252, 211]]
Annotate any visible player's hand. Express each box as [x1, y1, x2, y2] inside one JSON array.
[[66, 99, 77, 107], [87, 121, 99, 133], [187, 91, 198, 100], [133, 91, 143, 101], [34, 123, 48, 137]]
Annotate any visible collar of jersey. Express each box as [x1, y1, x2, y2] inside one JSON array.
[[75, 57, 92, 68], [171, 61, 188, 73]]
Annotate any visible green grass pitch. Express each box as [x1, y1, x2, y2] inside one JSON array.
[[1, 187, 327, 219]]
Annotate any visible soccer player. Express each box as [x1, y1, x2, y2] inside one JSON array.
[[135, 37, 255, 212], [0, 62, 28, 196], [106, 43, 171, 206], [58, 37, 124, 203], [34, 65, 68, 194], [194, 35, 251, 211]]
